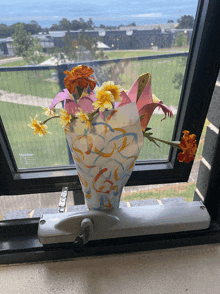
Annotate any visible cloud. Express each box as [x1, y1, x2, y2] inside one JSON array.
[[131, 13, 163, 18]]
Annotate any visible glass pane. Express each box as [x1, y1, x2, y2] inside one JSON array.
[[0, 1, 198, 171]]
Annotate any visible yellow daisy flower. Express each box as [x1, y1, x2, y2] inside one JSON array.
[[100, 81, 122, 103], [60, 108, 72, 129], [43, 107, 58, 117], [92, 88, 114, 112], [75, 108, 92, 130], [28, 115, 51, 137]]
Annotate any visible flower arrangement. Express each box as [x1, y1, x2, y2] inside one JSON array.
[[28, 65, 197, 210]]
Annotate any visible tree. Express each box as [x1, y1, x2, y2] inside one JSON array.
[[12, 24, 33, 56], [23, 37, 44, 65], [71, 20, 81, 30], [0, 24, 10, 38], [167, 20, 174, 23], [61, 31, 109, 62], [50, 23, 61, 31], [62, 34, 78, 61], [128, 22, 136, 26], [177, 15, 194, 29], [87, 18, 94, 29], [24, 20, 42, 35], [79, 18, 88, 31], [12, 23, 44, 65], [175, 32, 188, 47], [59, 18, 71, 31]]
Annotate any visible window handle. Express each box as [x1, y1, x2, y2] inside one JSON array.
[[73, 218, 93, 246]]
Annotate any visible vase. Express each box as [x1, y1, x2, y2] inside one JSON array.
[[65, 102, 144, 210]]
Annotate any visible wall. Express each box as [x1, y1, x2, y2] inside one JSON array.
[[194, 84, 220, 219]]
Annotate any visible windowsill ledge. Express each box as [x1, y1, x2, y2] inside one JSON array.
[[1, 243, 220, 294], [2, 197, 186, 220]]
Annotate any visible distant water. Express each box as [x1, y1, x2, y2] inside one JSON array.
[[1, 0, 198, 28]]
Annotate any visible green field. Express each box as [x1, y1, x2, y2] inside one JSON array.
[[104, 48, 189, 59], [104, 50, 176, 59], [0, 69, 60, 98], [0, 101, 69, 168]]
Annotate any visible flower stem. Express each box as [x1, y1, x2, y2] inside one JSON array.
[[91, 109, 99, 118], [76, 86, 84, 100], [43, 115, 60, 124], [143, 132, 182, 150]]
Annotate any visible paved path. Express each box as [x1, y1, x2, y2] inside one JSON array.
[[0, 57, 23, 65], [0, 89, 61, 109]]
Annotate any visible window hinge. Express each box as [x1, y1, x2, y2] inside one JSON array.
[[58, 186, 68, 213]]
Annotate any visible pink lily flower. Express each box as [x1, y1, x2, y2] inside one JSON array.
[[115, 74, 173, 132], [49, 89, 95, 116]]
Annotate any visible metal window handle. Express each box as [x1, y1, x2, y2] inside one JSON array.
[[74, 218, 93, 246]]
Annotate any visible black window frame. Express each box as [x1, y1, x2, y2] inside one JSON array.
[[1, 0, 220, 264]]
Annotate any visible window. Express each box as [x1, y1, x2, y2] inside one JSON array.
[[1, 0, 220, 263]]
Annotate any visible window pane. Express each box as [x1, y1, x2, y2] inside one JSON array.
[[0, 1, 198, 171], [0, 69, 69, 168]]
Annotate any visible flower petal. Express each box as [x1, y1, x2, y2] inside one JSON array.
[[115, 91, 132, 108], [139, 104, 158, 131], [157, 101, 174, 121], [78, 96, 95, 113], [50, 89, 73, 110]]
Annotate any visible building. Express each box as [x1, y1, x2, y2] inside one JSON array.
[[0, 26, 192, 57]]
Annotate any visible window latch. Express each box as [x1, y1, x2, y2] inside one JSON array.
[[58, 186, 68, 213], [38, 201, 211, 246]]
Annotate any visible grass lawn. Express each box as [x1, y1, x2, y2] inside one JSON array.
[[0, 68, 60, 98], [104, 47, 189, 59], [0, 101, 69, 169]]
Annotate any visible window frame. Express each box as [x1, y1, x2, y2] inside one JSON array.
[[1, 0, 220, 264]]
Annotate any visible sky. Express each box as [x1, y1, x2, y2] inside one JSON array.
[[0, 0, 198, 28]]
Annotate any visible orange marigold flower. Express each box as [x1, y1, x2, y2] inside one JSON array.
[[177, 130, 197, 163], [63, 65, 96, 94]]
